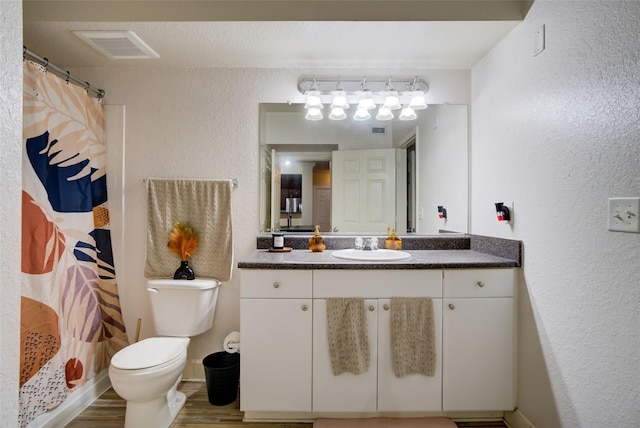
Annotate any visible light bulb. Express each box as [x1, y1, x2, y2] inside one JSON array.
[[399, 106, 417, 121], [304, 90, 323, 110], [305, 108, 323, 121], [382, 91, 401, 111], [330, 90, 349, 110], [376, 106, 394, 121], [357, 89, 376, 111], [408, 90, 427, 110], [353, 107, 371, 121], [329, 107, 347, 120]]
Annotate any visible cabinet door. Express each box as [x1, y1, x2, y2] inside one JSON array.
[[442, 297, 515, 411], [240, 298, 312, 412], [313, 299, 378, 412], [377, 298, 443, 412]]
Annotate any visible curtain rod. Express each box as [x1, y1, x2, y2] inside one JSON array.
[[23, 46, 105, 99]]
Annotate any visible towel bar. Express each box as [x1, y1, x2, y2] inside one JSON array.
[[143, 178, 238, 188]]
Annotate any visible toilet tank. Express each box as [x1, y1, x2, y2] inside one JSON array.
[[147, 279, 221, 336]]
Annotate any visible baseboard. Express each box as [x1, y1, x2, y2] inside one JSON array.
[[183, 358, 206, 381], [504, 408, 536, 428], [28, 369, 112, 428]]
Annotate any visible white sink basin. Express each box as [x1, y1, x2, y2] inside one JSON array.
[[331, 249, 411, 262]]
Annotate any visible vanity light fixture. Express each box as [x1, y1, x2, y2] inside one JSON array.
[[329, 107, 347, 120], [299, 75, 429, 121], [407, 77, 428, 110], [330, 78, 350, 111], [353, 107, 371, 121], [399, 105, 417, 121], [357, 78, 377, 111], [305, 107, 323, 121], [304, 77, 323, 110], [381, 78, 402, 111], [375, 106, 394, 121]]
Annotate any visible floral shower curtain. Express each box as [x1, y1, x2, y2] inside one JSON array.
[[20, 60, 128, 427]]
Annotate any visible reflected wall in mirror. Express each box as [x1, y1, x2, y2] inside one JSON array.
[[259, 103, 468, 235]]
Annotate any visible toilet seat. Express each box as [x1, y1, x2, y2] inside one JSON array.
[[111, 337, 189, 370]]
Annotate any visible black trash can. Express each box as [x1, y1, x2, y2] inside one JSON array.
[[202, 352, 240, 406]]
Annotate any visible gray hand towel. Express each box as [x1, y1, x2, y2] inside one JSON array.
[[326, 298, 370, 375], [390, 297, 436, 377]]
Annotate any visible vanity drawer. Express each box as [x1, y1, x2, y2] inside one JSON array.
[[241, 270, 312, 298], [313, 270, 442, 298], [443, 269, 514, 298]]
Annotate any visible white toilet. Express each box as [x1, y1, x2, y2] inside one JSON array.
[[109, 278, 221, 428]]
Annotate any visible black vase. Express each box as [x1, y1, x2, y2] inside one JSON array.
[[174, 260, 195, 280]]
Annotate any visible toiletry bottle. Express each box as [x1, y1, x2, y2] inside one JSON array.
[[384, 227, 395, 250], [392, 227, 402, 250], [309, 225, 326, 252]]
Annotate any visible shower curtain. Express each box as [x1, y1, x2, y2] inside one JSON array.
[[20, 60, 128, 427]]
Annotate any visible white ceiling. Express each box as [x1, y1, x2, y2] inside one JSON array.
[[23, 1, 526, 70]]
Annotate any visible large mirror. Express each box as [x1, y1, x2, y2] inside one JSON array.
[[259, 103, 468, 235]]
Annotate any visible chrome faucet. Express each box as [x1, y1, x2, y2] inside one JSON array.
[[362, 237, 379, 251]]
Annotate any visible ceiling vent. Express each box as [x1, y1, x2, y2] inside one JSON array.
[[73, 31, 159, 60]]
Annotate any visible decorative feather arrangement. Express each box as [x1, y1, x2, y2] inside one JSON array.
[[167, 222, 199, 261]]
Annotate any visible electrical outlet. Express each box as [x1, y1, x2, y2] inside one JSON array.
[[608, 197, 640, 233]]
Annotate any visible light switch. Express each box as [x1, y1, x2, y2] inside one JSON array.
[[608, 197, 640, 233]]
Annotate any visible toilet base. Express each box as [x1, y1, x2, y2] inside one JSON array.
[[123, 378, 186, 428]]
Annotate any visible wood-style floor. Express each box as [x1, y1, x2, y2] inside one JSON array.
[[67, 381, 507, 428]]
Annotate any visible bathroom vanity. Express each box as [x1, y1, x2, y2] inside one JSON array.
[[238, 235, 520, 421]]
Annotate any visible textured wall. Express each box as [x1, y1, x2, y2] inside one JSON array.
[[471, 1, 640, 426], [0, 1, 22, 427], [68, 66, 470, 375], [416, 104, 468, 234]]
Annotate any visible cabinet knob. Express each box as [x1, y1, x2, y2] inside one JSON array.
[[448, 303, 456, 310], [383, 304, 390, 311], [368, 305, 375, 311], [301, 304, 308, 311], [273, 282, 280, 288], [477, 281, 485, 288]]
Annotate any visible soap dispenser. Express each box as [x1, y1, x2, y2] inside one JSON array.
[[385, 227, 402, 250], [308, 225, 326, 252], [392, 228, 403, 250]]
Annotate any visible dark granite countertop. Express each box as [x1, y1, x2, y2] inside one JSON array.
[[237, 249, 518, 270]]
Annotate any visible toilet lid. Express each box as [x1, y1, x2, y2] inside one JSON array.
[[111, 337, 188, 370]]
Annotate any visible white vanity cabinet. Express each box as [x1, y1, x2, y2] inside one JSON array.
[[442, 269, 516, 412], [312, 270, 443, 413], [239, 266, 516, 417], [240, 269, 313, 412]]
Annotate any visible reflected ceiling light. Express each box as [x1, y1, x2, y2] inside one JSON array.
[[353, 107, 371, 121], [297, 76, 429, 121], [329, 107, 347, 120], [381, 78, 402, 111], [399, 105, 417, 121], [376, 106, 394, 121], [305, 107, 323, 121]]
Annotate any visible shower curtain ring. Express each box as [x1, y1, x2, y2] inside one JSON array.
[[43, 57, 49, 69], [65, 71, 70, 84]]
